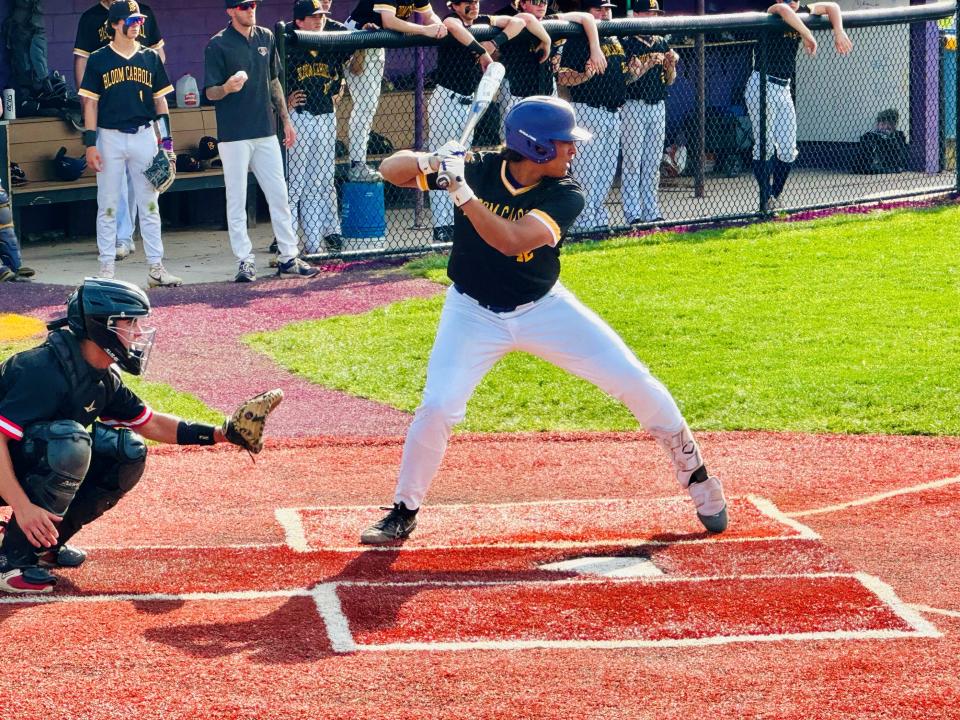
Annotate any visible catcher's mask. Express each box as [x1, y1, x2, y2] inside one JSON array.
[[64, 278, 156, 375]]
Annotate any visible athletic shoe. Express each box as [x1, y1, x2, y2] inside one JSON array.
[[323, 233, 344, 252], [268, 238, 278, 254], [98, 261, 115, 279], [360, 502, 419, 545], [277, 257, 319, 279], [16, 266, 35, 279], [0, 265, 14, 282], [148, 263, 183, 288], [0, 565, 56, 594], [765, 195, 779, 213], [348, 163, 382, 183], [38, 544, 87, 568], [688, 475, 728, 533], [235, 259, 256, 283], [115, 244, 131, 261]]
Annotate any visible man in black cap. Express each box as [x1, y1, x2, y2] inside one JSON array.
[[204, 0, 321, 281]]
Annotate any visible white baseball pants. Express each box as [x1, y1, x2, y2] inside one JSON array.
[[95, 126, 163, 265], [620, 98, 666, 222], [344, 47, 385, 164], [218, 135, 299, 263], [288, 110, 339, 251], [571, 102, 621, 231], [745, 70, 798, 162], [428, 85, 476, 229], [393, 283, 687, 510]]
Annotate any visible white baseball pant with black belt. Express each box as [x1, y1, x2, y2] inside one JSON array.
[[392, 282, 688, 510], [343, 44, 386, 164], [95, 126, 164, 265], [620, 98, 666, 223], [428, 84, 476, 229], [218, 135, 299, 263], [288, 109, 339, 252], [744, 70, 798, 162], [571, 102, 621, 231]]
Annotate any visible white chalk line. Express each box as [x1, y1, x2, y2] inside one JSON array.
[[788, 475, 960, 518], [908, 604, 960, 620]]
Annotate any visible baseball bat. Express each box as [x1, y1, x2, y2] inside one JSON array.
[[436, 61, 506, 190]]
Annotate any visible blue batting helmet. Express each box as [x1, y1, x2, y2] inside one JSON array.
[[54, 147, 87, 182], [504, 96, 592, 163]]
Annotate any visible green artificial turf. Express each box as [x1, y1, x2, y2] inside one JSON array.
[[248, 204, 960, 435]]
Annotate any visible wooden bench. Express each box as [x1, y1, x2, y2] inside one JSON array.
[[0, 107, 255, 236]]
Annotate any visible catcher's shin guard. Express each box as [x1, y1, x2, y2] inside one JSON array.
[[649, 423, 728, 533], [55, 423, 147, 546], [1, 421, 92, 568]]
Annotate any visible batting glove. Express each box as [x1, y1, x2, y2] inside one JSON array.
[[440, 155, 474, 206]]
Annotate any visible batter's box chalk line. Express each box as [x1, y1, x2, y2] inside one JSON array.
[[274, 494, 820, 554]]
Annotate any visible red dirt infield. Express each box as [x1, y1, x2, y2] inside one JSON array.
[[1, 431, 958, 719]]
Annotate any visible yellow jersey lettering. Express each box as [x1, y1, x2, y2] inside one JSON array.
[[515, 251, 534, 263]]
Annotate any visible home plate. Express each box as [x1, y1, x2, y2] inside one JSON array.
[[539, 556, 664, 578]]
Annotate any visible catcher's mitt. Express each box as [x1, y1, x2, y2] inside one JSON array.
[[144, 148, 176, 194], [223, 389, 284, 454]]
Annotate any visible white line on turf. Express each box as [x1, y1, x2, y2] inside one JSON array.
[[275, 507, 310, 552], [747, 494, 820, 539], [908, 604, 960, 619], [853, 573, 942, 638], [787, 475, 960, 518], [312, 584, 357, 653]]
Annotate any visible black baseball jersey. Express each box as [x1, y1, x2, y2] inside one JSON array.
[[561, 33, 627, 111], [204, 24, 281, 142], [348, 0, 432, 29], [751, 3, 811, 81], [434, 14, 494, 97], [623, 35, 671, 103], [499, 25, 564, 98], [73, 2, 164, 58], [0, 330, 151, 444], [419, 152, 585, 307], [78, 44, 173, 130], [286, 20, 353, 116]]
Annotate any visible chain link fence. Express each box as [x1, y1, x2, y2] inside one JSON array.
[[278, 1, 958, 260]]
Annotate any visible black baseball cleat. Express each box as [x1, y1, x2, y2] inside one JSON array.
[[688, 475, 728, 533], [323, 233, 344, 252], [38, 544, 87, 568], [360, 502, 419, 545]]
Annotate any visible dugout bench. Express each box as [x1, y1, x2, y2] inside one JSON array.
[[0, 107, 257, 238]]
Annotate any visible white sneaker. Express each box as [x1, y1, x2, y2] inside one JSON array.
[[115, 244, 131, 261], [98, 261, 115, 279], [148, 263, 182, 288], [348, 163, 382, 183]]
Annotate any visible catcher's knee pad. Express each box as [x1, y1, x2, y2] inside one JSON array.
[[92, 423, 147, 494], [20, 421, 92, 516]]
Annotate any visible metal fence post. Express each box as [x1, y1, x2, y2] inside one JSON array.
[[276, 21, 288, 178], [414, 46, 426, 228], [758, 27, 769, 215], [956, 4, 959, 193]]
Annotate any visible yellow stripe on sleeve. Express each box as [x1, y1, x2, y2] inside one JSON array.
[[78, 89, 100, 101], [154, 84, 174, 97], [528, 209, 561, 246], [415, 173, 430, 191], [73, 48, 91, 58]]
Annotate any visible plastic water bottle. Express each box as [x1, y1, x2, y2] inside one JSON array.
[[176, 74, 200, 108]]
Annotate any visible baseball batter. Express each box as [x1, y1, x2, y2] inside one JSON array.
[[558, 0, 626, 233], [746, 0, 852, 211], [78, 0, 181, 287], [285, 0, 354, 253], [345, 0, 448, 183], [428, 1, 532, 236], [620, 0, 677, 224], [74, 0, 166, 262], [360, 95, 728, 545]]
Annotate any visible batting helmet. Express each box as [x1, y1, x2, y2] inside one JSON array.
[[54, 147, 87, 182], [64, 278, 155, 375], [504, 96, 592, 163]]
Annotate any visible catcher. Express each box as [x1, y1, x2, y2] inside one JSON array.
[[78, 0, 181, 287], [0, 278, 283, 594]]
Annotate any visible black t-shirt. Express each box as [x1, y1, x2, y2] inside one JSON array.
[[499, 25, 563, 98], [751, 3, 810, 81], [74, 1, 164, 58], [561, 33, 627, 111], [434, 14, 493, 97], [348, 0, 433, 28], [0, 331, 151, 445], [423, 152, 585, 307], [79, 44, 173, 129], [286, 20, 353, 116], [622, 35, 671, 103], [204, 24, 281, 142]]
